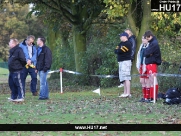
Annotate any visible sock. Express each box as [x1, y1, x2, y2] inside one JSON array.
[[156, 84, 158, 99], [150, 87, 153, 100], [150, 85, 158, 100], [142, 87, 146, 99], [145, 88, 150, 99]]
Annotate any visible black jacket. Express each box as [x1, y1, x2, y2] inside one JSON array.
[[36, 45, 52, 72], [144, 36, 161, 65], [8, 45, 26, 72], [129, 35, 136, 61], [114, 40, 132, 62]]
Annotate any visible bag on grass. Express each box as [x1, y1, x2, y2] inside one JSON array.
[[163, 88, 181, 105]]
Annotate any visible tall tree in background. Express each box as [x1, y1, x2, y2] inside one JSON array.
[[13, 0, 105, 72], [103, 0, 151, 78], [0, 3, 45, 61], [28, 3, 71, 52]]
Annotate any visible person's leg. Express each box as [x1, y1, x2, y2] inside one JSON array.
[[22, 67, 28, 94], [39, 71, 49, 99], [28, 68, 37, 95], [140, 78, 146, 99], [125, 80, 131, 95], [120, 60, 131, 97], [8, 73, 17, 100], [146, 64, 158, 102], [14, 70, 25, 99]]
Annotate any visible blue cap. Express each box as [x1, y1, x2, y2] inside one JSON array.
[[119, 32, 129, 38]]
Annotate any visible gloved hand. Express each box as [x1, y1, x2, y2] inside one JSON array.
[[25, 64, 35, 69], [180, 66, 181, 71]]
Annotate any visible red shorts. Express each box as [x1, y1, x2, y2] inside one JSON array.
[[146, 64, 157, 76], [139, 65, 148, 78]]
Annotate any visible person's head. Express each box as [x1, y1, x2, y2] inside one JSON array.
[[37, 36, 46, 47], [124, 28, 133, 37], [9, 38, 19, 49], [119, 32, 129, 42], [26, 35, 35, 46], [142, 36, 148, 44], [144, 30, 154, 41]]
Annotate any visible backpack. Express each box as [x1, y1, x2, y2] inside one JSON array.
[[163, 88, 181, 105]]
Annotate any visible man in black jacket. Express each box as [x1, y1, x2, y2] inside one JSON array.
[[36, 36, 52, 100], [144, 30, 161, 103], [125, 28, 137, 62], [8, 39, 26, 102], [114, 32, 132, 98]]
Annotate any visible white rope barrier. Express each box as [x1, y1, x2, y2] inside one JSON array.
[[47, 68, 181, 96]]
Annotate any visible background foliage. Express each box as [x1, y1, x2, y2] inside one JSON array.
[[0, 3, 45, 61], [1, 1, 181, 91]]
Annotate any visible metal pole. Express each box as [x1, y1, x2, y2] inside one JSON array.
[[153, 75, 156, 103], [60, 68, 63, 94]]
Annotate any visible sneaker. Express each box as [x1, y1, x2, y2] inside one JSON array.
[[32, 92, 38, 96], [7, 98, 14, 101], [123, 94, 131, 98], [118, 84, 124, 88], [118, 94, 131, 98], [150, 99, 157, 103], [12, 99, 24, 102], [139, 98, 145, 102], [144, 99, 151, 103], [118, 94, 127, 97]]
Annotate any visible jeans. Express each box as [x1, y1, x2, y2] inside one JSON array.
[[8, 70, 25, 99], [22, 67, 37, 94], [38, 70, 49, 99]]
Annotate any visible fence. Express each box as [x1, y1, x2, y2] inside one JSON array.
[[0, 62, 8, 69]]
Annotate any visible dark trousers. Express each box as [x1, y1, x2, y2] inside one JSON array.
[[22, 67, 37, 94], [8, 70, 25, 99]]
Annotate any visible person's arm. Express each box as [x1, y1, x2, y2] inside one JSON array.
[[18, 48, 26, 66], [31, 46, 37, 66], [144, 43, 158, 58], [43, 48, 52, 72], [115, 43, 130, 54], [19, 43, 30, 62]]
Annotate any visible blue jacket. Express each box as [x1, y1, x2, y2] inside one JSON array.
[[19, 39, 37, 66]]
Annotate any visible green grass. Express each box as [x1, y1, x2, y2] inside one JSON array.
[[0, 67, 8, 75], [0, 87, 181, 135]]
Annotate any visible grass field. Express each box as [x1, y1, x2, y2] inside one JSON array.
[[0, 87, 181, 135]]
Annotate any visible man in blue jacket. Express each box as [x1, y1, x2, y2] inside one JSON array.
[[36, 36, 52, 100], [19, 35, 38, 96], [8, 39, 26, 102]]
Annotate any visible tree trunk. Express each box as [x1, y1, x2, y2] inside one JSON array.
[[72, 25, 86, 72], [46, 27, 60, 52], [127, 0, 151, 85]]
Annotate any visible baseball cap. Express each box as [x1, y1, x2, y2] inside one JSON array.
[[119, 32, 129, 38]]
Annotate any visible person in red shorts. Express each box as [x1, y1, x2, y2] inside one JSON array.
[[136, 36, 150, 102], [144, 30, 162, 103]]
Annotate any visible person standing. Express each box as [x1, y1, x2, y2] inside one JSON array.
[[125, 28, 137, 62], [136, 36, 150, 102], [117, 28, 136, 88], [36, 36, 52, 100], [19, 35, 38, 96], [114, 32, 132, 98], [144, 30, 161, 102], [8, 39, 26, 102]]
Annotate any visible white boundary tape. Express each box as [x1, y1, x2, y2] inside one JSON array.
[[47, 68, 181, 98]]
